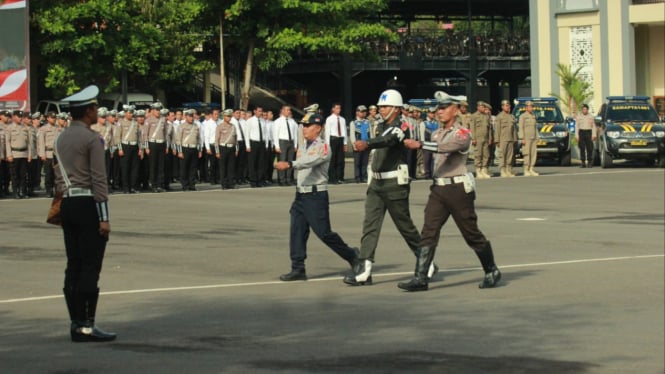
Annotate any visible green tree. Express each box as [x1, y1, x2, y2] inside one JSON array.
[[31, 0, 213, 97], [219, 0, 394, 109], [551, 63, 593, 116]]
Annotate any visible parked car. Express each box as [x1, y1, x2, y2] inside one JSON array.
[[98, 92, 154, 111], [593, 96, 665, 168], [35, 100, 68, 114], [513, 97, 572, 166]]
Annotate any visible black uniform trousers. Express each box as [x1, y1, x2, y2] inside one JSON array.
[[289, 190, 357, 271], [328, 136, 345, 183], [0, 161, 10, 195], [9, 157, 28, 196], [43, 158, 55, 194], [180, 147, 199, 190], [420, 183, 490, 260], [139, 152, 150, 189], [278, 139, 296, 183], [111, 150, 121, 190], [218, 146, 236, 188], [29, 158, 41, 191], [103, 150, 111, 186], [359, 179, 421, 261], [264, 142, 275, 182], [578, 129, 593, 163], [406, 148, 418, 178], [235, 143, 248, 183], [164, 149, 175, 189], [422, 150, 434, 179], [353, 150, 369, 182], [248, 140, 265, 186], [148, 142, 166, 189], [206, 144, 219, 184], [61, 196, 107, 294], [120, 144, 140, 192]]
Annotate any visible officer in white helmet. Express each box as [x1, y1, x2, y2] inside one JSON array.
[[344, 89, 438, 286]]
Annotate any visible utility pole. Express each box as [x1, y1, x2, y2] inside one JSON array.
[[219, 14, 226, 109]]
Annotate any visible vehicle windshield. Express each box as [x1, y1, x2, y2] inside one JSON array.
[[515, 104, 564, 123], [606, 103, 659, 122]]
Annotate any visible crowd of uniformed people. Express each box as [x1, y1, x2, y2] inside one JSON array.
[[0, 95, 544, 200]]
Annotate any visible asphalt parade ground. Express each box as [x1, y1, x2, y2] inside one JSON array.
[[1, 164, 663, 373]]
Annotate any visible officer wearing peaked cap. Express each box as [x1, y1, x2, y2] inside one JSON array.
[[56, 85, 116, 342], [349, 104, 371, 183], [38, 111, 61, 197], [215, 108, 237, 189], [400, 92, 502, 291], [275, 113, 359, 281], [28, 111, 43, 196], [145, 104, 168, 193], [518, 100, 539, 176], [134, 110, 150, 191], [5, 109, 33, 198], [175, 109, 203, 190], [91, 107, 114, 187], [494, 99, 517, 177], [114, 103, 143, 193]]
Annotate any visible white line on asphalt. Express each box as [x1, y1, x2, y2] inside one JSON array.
[[0, 254, 662, 304]]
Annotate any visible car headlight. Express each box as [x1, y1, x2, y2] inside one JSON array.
[[656, 131, 665, 138], [606, 131, 621, 138], [555, 131, 568, 138]]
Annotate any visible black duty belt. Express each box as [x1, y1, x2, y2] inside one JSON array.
[[11, 147, 27, 152]]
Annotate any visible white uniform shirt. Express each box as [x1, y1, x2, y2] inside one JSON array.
[[325, 114, 347, 145], [202, 118, 218, 150], [244, 115, 267, 149], [265, 119, 274, 146], [273, 116, 299, 150]]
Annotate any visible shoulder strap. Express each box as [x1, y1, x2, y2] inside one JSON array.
[[53, 136, 72, 189]]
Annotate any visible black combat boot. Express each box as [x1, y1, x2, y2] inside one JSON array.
[[475, 241, 502, 289], [63, 286, 78, 334], [398, 246, 436, 292], [71, 289, 116, 342], [343, 259, 373, 286]]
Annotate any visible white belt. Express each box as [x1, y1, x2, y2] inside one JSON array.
[[219, 144, 235, 148], [434, 175, 465, 185], [149, 140, 165, 144], [66, 188, 93, 197], [182, 144, 198, 148], [372, 170, 398, 180], [122, 141, 138, 146], [297, 185, 328, 193]]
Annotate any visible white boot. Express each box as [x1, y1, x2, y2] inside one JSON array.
[[530, 167, 539, 176]]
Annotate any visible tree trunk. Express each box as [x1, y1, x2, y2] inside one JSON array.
[[240, 39, 255, 110]]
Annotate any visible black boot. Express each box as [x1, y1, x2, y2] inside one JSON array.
[[343, 259, 373, 286], [63, 287, 77, 333], [398, 246, 436, 292], [475, 241, 502, 289], [71, 289, 116, 342]]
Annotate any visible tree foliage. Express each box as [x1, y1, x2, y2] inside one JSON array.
[[551, 63, 593, 116], [31, 0, 213, 96]]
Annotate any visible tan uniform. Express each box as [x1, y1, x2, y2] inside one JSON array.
[[575, 113, 597, 138], [458, 112, 472, 130], [113, 118, 142, 152], [5, 122, 32, 159], [214, 120, 237, 152], [91, 122, 114, 151], [494, 111, 517, 174], [38, 123, 60, 159], [470, 111, 492, 171], [518, 111, 539, 171]]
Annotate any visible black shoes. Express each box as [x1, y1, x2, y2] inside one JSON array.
[[343, 259, 373, 286], [479, 266, 502, 289], [397, 278, 428, 292], [71, 323, 117, 342], [279, 270, 307, 281]]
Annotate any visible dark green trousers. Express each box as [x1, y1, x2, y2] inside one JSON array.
[[359, 178, 421, 261]]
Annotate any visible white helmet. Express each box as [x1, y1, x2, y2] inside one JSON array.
[[377, 89, 403, 107]]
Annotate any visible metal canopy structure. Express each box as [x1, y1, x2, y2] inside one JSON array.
[[384, 0, 529, 19]]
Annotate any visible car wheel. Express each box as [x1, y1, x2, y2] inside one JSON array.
[[559, 151, 572, 166], [657, 154, 665, 168], [600, 144, 613, 168]]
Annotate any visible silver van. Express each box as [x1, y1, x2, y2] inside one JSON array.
[[99, 92, 154, 111]]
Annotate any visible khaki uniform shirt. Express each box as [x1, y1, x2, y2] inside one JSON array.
[[292, 137, 330, 188], [575, 112, 597, 137], [5, 122, 32, 158], [38, 123, 60, 159], [458, 112, 472, 129], [214, 120, 237, 153], [114, 118, 141, 151], [494, 112, 517, 143], [146, 115, 167, 144], [0, 124, 5, 159], [175, 121, 201, 151], [54, 121, 108, 203], [470, 111, 492, 142], [422, 121, 471, 178], [91, 122, 114, 151], [518, 112, 538, 140]]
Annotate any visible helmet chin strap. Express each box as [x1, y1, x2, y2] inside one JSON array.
[[381, 107, 396, 121]]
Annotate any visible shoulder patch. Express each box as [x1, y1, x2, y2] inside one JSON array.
[[455, 127, 470, 141], [323, 143, 328, 156], [400, 122, 413, 132]]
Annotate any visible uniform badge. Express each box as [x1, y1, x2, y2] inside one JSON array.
[[323, 143, 328, 156], [400, 122, 413, 132], [455, 127, 470, 141]]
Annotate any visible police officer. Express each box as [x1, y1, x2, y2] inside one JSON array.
[[420, 106, 439, 179], [38, 112, 60, 197], [368, 104, 382, 138], [575, 103, 597, 168], [494, 100, 517, 177], [5, 110, 32, 198], [29, 112, 42, 194], [0, 110, 9, 197], [349, 105, 371, 183], [91, 107, 114, 187], [106, 110, 121, 191], [273, 105, 298, 186], [145, 104, 168, 192], [232, 109, 248, 185], [114, 105, 143, 193], [400, 92, 501, 291], [275, 113, 359, 281], [518, 100, 539, 176], [215, 109, 237, 189], [56, 85, 116, 342], [162, 109, 175, 190], [135, 110, 150, 190], [176, 109, 203, 191], [344, 89, 436, 286], [471, 101, 493, 178]]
